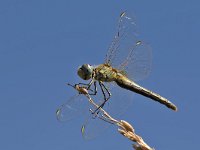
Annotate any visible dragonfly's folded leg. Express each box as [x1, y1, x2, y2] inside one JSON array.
[[87, 81, 98, 96], [92, 82, 112, 114]]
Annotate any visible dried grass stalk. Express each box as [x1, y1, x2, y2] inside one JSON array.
[[70, 84, 154, 150], [118, 120, 154, 150]]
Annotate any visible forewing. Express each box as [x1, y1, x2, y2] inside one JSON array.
[[105, 11, 152, 81], [105, 11, 139, 66]]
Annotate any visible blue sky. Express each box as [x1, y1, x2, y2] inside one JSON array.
[[0, 0, 199, 149]]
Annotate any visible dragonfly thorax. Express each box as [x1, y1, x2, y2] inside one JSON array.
[[77, 64, 94, 80], [93, 64, 118, 82]]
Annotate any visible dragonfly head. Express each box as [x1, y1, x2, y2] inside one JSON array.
[[77, 64, 94, 80]]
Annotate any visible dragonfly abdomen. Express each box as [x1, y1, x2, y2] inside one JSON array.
[[115, 75, 177, 111]]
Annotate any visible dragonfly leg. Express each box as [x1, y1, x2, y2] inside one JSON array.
[[79, 78, 95, 90], [78, 81, 97, 95], [67, 82, 89, 89], [100, 82, 112, 100], [99, 82, 111, 107], [92, 81, 112, 114], [87, 81, 97, 96]]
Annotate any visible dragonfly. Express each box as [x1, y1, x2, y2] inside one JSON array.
[[56, 11, 177, 139], [77, 11, 177, 111]]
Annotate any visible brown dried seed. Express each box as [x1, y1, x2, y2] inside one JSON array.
[[75, 85, 88, 95], [120, 120, 134, 132], [118, 129, 126, 135]]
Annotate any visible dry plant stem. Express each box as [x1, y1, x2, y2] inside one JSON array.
[[73, 84, 154, 150], [118, 120, 153, 150]]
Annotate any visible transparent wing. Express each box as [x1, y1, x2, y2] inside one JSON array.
[[105, 11, 152, 81], [56, 94, 89, 122], [81, 82, 134, 139], [57, 82, 134, 139], [81, 107, 113, 140], [80, 82, 112, 139]]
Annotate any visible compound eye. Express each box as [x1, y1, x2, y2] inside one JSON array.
[[77, 64, 93, 80]]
